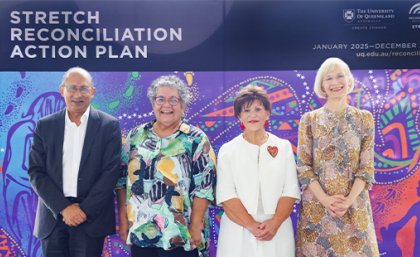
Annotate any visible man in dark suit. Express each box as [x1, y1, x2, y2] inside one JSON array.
[[28, 67, 122, 257]]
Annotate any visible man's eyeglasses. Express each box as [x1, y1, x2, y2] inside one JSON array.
[[154, 96, 180, 106], [64, 85, 92, 95]]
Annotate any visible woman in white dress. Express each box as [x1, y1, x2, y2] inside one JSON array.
[[216, 85, 300, 257]]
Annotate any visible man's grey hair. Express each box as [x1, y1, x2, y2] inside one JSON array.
[[60, 67, 93, 87], [147, 75, 191, 107]]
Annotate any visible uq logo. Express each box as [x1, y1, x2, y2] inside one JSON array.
[[409, 2, 420, 14], [343, 9, 355, 23], [408, 2, 420, 28]]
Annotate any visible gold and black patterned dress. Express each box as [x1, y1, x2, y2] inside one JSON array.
[[296, 106, 379, 257]]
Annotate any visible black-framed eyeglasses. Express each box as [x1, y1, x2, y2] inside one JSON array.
[[154, 96, 180, 106], [64, 85, 92, 95]]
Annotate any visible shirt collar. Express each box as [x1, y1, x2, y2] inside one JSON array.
[[65, 106, 90, 125]]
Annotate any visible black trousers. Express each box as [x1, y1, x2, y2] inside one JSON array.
[[131, 245, 199, 257], [41, 219, 105, 257]]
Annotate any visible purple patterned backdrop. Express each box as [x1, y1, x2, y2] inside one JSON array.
[[0, 69, 419, 257]]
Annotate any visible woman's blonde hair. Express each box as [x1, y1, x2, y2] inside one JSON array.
[[314, 57, 355, 99]]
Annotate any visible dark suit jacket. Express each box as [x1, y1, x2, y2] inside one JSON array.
[[28, 107, 121, 239]]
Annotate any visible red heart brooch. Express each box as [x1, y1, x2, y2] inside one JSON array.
[[267, 146, 278, 158]]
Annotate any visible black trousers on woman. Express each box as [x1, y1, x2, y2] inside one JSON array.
[[131, 245, 199, 257]]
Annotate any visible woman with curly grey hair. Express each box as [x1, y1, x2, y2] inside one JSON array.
[[116, 75, 216, 257]]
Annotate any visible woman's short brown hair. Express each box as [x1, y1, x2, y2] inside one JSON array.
[[233, 85, 272, 118]]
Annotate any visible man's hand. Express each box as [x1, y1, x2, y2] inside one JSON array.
[[61, 203, 87, 226]]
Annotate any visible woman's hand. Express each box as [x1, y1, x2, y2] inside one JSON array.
[[188, 222, 203, 248], [330, 196, 353, 217], [256, 218, 282, 241], [320, 195, 347, 217], [118, 211, 129, 243], [329, 177, 366, 217], [245, 221, 264, 238], [116, 189, 130, 244]]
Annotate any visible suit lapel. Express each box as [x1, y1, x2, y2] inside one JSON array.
[[79, 107, 100, 169], [55, 110, 66, 185]]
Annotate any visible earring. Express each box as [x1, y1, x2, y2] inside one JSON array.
[[240, 122, 245, 130], [264, 120, 269, 128]]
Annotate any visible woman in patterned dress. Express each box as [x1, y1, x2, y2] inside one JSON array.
[[296, 57, 379, 257], [116, 75, 216, 257]]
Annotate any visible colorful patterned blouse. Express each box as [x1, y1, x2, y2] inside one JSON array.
[[117, 121, 216, 256], [296, 106, 379, 257]]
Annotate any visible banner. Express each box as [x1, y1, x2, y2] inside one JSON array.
[[0, 1, 419, 257], [0, 1, 419, 70]]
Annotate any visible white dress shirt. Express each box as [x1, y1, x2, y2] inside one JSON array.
[[62, 106, 90, 197]]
